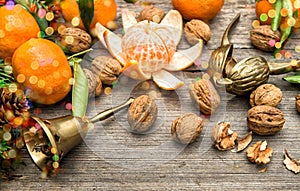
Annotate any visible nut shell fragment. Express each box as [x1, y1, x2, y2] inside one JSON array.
[[211, 122, 238, 151], [171, 113, 203, 144], [283, 149, 300, 174], [247, 105, 285, 135], [236, 131, 252, 152], [189, 79, 220, 115], [184, 19, 211, 45], [246, 140, 273, 165], [296, 94, 300, 113], [83, 68, 102, 97], [250, 84, 282, 107], [91, 56, 122, 85], [127, 95, 158, 133]]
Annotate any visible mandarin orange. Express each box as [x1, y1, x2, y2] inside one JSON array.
[[171, 0, 224, 22], [61, 0, 117, 30], [12, 38, 72, 105], [0, 4, 40, 59]]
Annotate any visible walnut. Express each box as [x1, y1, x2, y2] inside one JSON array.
[[91, 56, 122, 85], [296, 94, 300, 113], [184, 19, 211, 45], [247, 105, 285, 135], [83, 68, 102, 97], [246, 140, 273, 165], [283, 149, 300, 174], [189, 79, 220, 115], [137, 6, 165, 23], [250, 84, 282, 107], [211, 122, 238, 151], [59, 27, 92, 53], [127, 95, 158, 133], [171, 113, 203, 144], [250, 25, 281, 52]]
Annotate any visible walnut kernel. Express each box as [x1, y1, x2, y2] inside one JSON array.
[[246, 140, 273, 165], [171, 113, 203, 144]]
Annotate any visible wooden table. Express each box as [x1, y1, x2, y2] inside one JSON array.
[[2, 0, 300, 190]]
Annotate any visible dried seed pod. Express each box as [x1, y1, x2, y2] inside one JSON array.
[[171, 113, 203, 144], [184, 19, 211, 45], [250, 25, 281, 52], [137, 5, 165, 23], [247, 105, 285, 135], [249, 84, 283, 107], [283, 149, 300, 174], [127, 95, 158, 133], [91, 56, 122, 85], [246, 140, 273, 165], [296, 94, 300, 113], [211, 122, 238, 151], [189, 79, 220, 115], [83, 68, 102, 97], [59, 27, 92, 53]]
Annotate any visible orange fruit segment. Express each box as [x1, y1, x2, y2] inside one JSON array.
[[0, 4, 40, 59], [12, 38, 72, 105], [61, 0, 117, 30]]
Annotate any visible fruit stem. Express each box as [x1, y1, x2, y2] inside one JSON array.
[[67, 48, 93, 60]]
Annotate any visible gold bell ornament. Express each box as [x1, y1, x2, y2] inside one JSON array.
[[23, 97, 135, 173]]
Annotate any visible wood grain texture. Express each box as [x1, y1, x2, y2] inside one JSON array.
[[2, 0, 300, 190]]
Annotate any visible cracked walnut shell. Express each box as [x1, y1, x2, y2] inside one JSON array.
[[246, 140, 273, 165], [247, 105, 285, 135], [250, 84, 282, 107], [296, 94, 300, 113], [184, 19, 211, 45], [211, 122, 238, 151], [189, 79, 220, 115], [127, 95, 157, 133], [171, 113, 203, 144], [59, 27, 92, 53], [91, 56, 122, 85]]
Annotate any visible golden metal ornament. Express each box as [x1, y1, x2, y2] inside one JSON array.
[[23, 97, 135, 171], [208, 13, 240, 75], [218, 57, 300, 95]]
